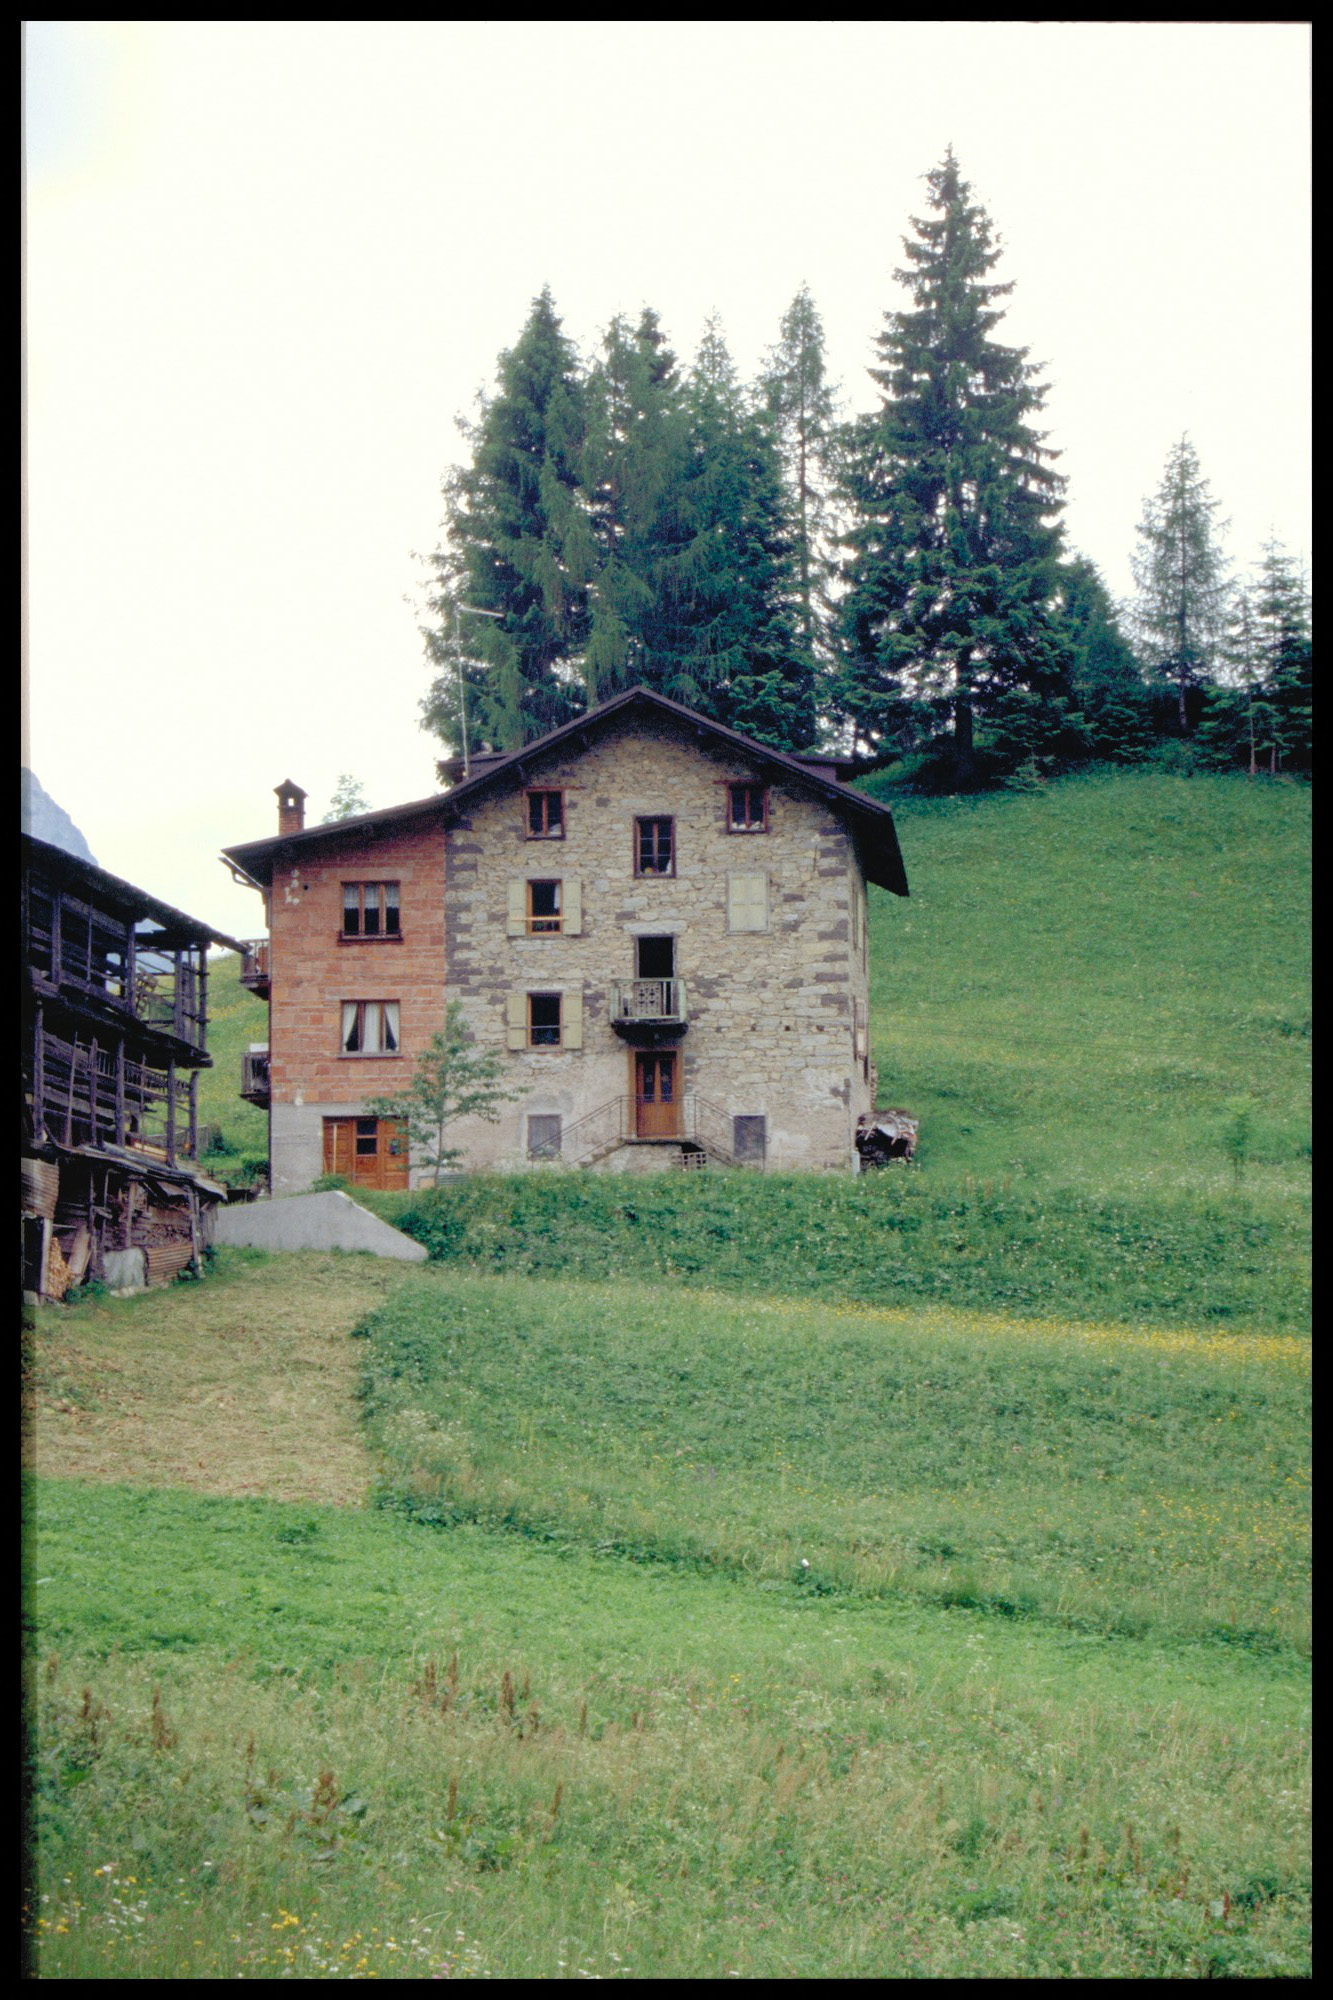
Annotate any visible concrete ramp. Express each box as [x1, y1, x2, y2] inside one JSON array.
[[212, 1190, 428, 1262]]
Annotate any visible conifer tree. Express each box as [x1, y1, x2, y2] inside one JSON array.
[[421, 288, 593, 754], [1251, 537, 1312, 771], [665, 317, 813, 747], [1059, 555, 1152, 761], [837, 150, 1070, 778], [580, 308, 693, 703], [760, 286, 841, 708], [1130, 434, 1232, 733]]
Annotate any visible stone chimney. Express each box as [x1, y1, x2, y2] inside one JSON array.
[[275, 780, 307, 836]]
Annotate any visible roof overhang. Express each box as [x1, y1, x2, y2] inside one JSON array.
[[221, 686, 909, 897]]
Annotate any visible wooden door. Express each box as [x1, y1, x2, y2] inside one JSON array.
[[322, 1116, 409, 1189], [634, 1052, 681, 1139]]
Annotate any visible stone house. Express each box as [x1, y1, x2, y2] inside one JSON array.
[[221, 687, 908, 1189]]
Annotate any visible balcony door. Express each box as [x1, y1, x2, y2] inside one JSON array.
[[634, 1051, 681, 1140]]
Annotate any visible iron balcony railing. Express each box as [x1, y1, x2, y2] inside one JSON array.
[[608, 978, 688, 1029]]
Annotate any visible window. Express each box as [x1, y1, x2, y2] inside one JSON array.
[[506, 989, 583, 1051], [340, 999, 400, 1055], [508, 877, 581, 936], [342, 882, 400, 938], [635, 816, 674, 877], [728, 783, 768, 833], [733, 1114, 767, 1164], [525, 790, 564, 839], [528, 1114, 562, 1159], [528, 880, 562, 933], [528, 993, 561, 1047], [727, 871, 769, 933]]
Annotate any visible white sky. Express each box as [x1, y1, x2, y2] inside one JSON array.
[[23, 21, 1311, 940]]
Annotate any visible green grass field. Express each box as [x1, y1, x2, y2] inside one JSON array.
[[26, 768, 1310, 1978]]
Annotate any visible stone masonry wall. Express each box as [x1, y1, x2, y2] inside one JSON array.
[[444, 714, 874, 1172]]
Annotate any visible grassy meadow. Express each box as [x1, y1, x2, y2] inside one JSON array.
[[25, 767, 1310, 1978]]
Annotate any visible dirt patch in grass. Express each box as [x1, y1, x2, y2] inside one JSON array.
[[23, 1252, 402, 1506]]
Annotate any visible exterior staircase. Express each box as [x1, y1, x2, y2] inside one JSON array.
[[561, 1094, 739, 1169]]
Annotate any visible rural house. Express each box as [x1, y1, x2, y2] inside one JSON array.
[[220, 687, 909, 1189], [21, 835, 241, 1297]]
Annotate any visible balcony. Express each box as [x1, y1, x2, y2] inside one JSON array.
[[240, 1045, 271, 1107], [608, 978, 688, 1035], [238, 938, 271, 999]]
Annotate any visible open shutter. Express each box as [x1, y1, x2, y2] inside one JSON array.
[[562, 989, 583, 1050], [727, 871, 768, 933], [563, 877, 582, 935], [507, 880, 526, 937], [506, 993, 527, 1051]]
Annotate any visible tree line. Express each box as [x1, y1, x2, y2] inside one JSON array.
[[417, 149, 1310, 790]]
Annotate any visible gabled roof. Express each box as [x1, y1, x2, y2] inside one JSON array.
[[23, 834, 245, 953], [222, 686, 909, 896]]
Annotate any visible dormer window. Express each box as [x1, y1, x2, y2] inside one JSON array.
[[342, 882, 400, 938], [728, 783, 768, 833], [526, 789, 564, 839]]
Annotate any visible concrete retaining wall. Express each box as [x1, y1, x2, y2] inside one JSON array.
[[213, 1190, 428, 1261]]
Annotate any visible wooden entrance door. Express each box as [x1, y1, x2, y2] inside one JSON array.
[[634, 1051, 681, 1139], [322, 1115, 409, 1190]]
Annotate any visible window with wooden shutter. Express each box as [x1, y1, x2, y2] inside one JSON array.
[[727, 871, 768, 933]]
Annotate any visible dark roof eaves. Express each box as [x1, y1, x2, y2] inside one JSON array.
[[23, 833, 246, 952], [220, 687, 909, 897]]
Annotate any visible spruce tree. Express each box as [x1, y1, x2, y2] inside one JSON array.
[[1130, 434, 1232, 733], [580, 308, 693, 703], [664, 316, 813, 747], [760, 286, 841, 713], [1251, 537, 1312, 772], [837, 149, 1070, 779], [420, 288, 593, 754], [1059, 555, 1152, 761]]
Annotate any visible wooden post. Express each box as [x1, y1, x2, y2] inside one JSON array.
[[115, 1037, 126, 1146], [189, 1068, 199, 1159], [89, 1035, 100, 1146], [52, 889, 63, 987], [65, 1035, 78, 1146], [167, 1058, 177, 1167], [33, 1004, 45, 1144], [198, 951, 209, 1054]]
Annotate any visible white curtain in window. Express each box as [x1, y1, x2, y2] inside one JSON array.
[[341, 1001, 360, 1052]]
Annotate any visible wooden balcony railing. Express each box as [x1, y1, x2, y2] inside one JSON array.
[[240, 1046, 270, 1107], [238, 938, 271, 997]]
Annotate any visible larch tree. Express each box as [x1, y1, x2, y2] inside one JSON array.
[[837, 149, 1071, 779], [420, 288, 594, 755], [1130, 434, 1232, 733]]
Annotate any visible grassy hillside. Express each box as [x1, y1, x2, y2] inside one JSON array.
[[867, 768, 1310, 1203], [196, 950, 269, 1178], [359, 1269, 1309, 1653], [26, 1253, 1312, 1979], [25, 771, 1311, 1979]]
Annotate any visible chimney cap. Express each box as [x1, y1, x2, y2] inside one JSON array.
[[274, 779, 307, 802]]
